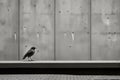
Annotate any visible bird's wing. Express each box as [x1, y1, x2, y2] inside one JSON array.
[[26, 49, 32, 54], [23, 49, 32, 59]]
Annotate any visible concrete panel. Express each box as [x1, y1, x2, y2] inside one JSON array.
[[56, 0, 90, 60], [20, 0, 54, 60], [92, 0, 120, 60], [0, 0, 19, 60]]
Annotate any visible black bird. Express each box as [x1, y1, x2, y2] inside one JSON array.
[[23, 47, 36, 61]]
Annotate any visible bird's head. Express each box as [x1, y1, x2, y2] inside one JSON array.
[[31, 47, 36, 50]]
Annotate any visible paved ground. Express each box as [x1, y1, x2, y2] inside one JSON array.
[[0, 75, 120, 80]]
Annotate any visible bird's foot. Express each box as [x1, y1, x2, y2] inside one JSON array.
[[28, 59, 34, 61], [31, 59, 34, 61]]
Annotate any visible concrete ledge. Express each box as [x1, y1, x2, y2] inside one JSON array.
[[0, 61, 120, 63]]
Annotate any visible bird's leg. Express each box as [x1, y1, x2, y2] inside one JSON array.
[[30, 57, 32, 61], [30, 57, 34, 61], [28, 57, 31, 61], [27, 57, 29, 61]]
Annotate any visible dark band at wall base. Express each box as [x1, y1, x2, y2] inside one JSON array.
[[0, 68, 119, 75]]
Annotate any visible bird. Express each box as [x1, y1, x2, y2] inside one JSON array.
[[23, 47, 36, 61]]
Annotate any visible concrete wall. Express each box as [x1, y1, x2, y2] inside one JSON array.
[[56, 0, 90, 60], [0, 0, 120, 60], [0, 0, 18, 60], [92, 0, 120, 60], [20, 0, 54, 60]]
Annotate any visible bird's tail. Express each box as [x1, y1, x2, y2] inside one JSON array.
[[23, 56, 25, 59], [23, 54, 27, 59]]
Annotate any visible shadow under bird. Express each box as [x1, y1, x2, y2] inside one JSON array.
[[23, 47, 36, 61]]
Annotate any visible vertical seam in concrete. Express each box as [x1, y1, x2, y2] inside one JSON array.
[[54, 0, 56, 60], [18, 0, 20, 60], [90, 0, 92, 60]]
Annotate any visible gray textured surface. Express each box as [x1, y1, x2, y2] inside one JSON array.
[[56, 0, 90, 60], [20, 0, 54, 60], [0, 0, 120, 60], [92, 0, 120, 60], [0, 0, 18, 60], [0, 75, 120, 80]]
